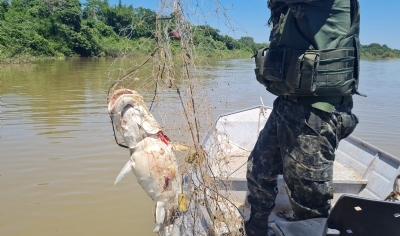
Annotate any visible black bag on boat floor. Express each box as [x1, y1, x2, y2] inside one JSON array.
[[271, 194, 400, 236], [326, 194, 400, 236]]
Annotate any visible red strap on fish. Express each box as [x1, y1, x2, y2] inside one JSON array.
[[157, 131, 170, 145]]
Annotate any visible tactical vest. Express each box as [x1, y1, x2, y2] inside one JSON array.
[[255, 0, 363, 97]]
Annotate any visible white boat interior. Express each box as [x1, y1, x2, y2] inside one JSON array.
[[199, 105, 400, 235]]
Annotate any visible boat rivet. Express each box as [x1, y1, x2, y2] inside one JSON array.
[[346, 229, 353, 234], [394, 213, 400, 218], [354, 206, 362, 211]]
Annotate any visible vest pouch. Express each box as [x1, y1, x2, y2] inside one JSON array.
[[263, 48, 287, 82], [284, 50, 305, 93], [314, 47, 356, 96], [254, 48, 269, 87], [295, 51, 320, 94]]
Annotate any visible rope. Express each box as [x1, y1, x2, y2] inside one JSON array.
[[104, 2, 249, 234]]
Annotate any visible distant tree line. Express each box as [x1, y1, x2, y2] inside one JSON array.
[[360, 43, 400, 59], [0, 0, 267, 62], [0, 0, 398, 62]]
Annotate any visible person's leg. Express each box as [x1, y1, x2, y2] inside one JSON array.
[[277, 99, 358, 220], [246, 98, 283, 234]]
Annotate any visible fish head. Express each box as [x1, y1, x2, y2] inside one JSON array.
[[108, 89, 162, 148]]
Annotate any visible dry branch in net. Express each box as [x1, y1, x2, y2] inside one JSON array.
[[106, 1, 248, 235]]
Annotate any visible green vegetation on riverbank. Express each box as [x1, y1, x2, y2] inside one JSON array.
[[360, 43, 400, 59], [1, 0, 399, 63], [0, 0, 266, 63]]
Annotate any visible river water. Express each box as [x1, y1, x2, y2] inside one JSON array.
[[1, 58, 399, 236]]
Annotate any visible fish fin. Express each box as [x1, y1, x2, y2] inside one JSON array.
[[153, 225, 160, 233], [114, 159, 134, 185], [153, 201, 166, 233]]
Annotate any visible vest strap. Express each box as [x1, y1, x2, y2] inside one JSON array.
[[299, 51, 319, 91]]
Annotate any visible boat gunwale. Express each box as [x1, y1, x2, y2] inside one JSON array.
[[345, 135, 400, 165], [200, 105, 269, 147]]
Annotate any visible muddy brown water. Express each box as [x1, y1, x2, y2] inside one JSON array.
[[1, 58, 399, 236]]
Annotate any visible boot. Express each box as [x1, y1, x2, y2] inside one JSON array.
[[245, 210, 270, 236]]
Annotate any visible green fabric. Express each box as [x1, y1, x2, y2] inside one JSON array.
[[254, 0, 361, 111], [310, 102, 334, 113]]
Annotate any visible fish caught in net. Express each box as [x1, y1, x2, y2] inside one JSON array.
[[106, 1, 250, 235]]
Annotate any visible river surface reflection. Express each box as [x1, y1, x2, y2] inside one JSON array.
[[1, 58, 399, 236]]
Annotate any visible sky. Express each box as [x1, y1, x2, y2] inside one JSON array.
[[82, 0, 400, 49]]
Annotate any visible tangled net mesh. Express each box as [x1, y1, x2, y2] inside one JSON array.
[[106, 1, 251, 235]]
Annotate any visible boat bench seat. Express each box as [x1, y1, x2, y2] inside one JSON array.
[[332, 161, 368, 204], [332, 161, 368, 186]]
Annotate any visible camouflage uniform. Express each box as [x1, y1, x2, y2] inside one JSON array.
[[246, 96, 358, 220], [246, 0, 360, 228]]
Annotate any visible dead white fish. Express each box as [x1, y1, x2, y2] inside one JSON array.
[[108, 89, 189, 234]]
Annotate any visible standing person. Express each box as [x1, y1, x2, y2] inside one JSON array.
[[245, 0, 363, 235]]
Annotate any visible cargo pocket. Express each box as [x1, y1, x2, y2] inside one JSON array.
[[281, 105, 334, 182], [285, 148, 333, 182]]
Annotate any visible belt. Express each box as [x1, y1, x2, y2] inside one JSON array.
[[282, 95, 351, 105]]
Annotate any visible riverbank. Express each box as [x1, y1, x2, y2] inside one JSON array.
[[0, 1, 266, 64], [360, 43, 400, 59], [3, 48, 400, 65], [0, 48, 254, 64], [1, 1, 399, 64]]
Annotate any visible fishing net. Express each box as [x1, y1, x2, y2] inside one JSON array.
[[106, 1, 252, 235]]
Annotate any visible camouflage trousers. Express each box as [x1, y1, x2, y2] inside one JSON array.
[[246, 96, 358, 220]]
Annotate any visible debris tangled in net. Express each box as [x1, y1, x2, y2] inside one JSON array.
[[106, 1, 248, 235]]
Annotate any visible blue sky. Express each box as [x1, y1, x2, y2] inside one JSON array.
[[82, 0, 400, 49]]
